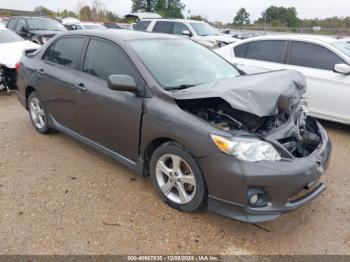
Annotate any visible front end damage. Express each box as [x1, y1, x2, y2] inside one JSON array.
[[0, 65, 16, 92], [173, 70, 332, 222]]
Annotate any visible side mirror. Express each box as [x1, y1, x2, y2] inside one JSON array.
[[20, 26, 28, 33], [107, 75, 138, 93], [334, 64, 350, 75], [182, 30, 192, 37]]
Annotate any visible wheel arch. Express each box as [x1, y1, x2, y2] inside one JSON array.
[[25, 86, 36, 109], [142, 137, 174, 177]]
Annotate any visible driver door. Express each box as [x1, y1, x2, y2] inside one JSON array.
[[75, 38, 145, 162]]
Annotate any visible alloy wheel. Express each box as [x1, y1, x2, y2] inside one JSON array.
[[155, 154, 197, 204], [29, 97, 46, 129]]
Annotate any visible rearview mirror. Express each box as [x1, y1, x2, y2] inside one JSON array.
[[107, 75, 138, 93], [182, 30, 192, 37], [334, 64, 350, 75]]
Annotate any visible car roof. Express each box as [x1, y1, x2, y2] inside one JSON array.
[[243, 34, 345, 44], [8, 16, 55, 20], [59, 29, 181, 41]]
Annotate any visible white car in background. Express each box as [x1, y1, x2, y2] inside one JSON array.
[[216, 35, 350, 124], [135, 19, 240, 48], [0, 28, 39, 91], [79, 22, 107, 30]]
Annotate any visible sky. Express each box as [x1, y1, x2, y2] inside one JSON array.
[[1, 0, 350, 23]]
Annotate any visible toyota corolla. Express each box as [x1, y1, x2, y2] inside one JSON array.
[[16, 30, 331, 222]]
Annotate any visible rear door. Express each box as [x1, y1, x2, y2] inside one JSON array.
[[75, 38, 144, 161], [36, 36, 86, 131], [232, 40, 287, 74], [284, 41, 350, 123]]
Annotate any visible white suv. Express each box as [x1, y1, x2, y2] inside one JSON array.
[[134, 19, 239, 48], [216, 35, 350, 124]]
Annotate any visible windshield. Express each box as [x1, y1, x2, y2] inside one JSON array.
[[332, 41, 350, 57], [83, 24, 106, 30], [130, 39, 240, 90], [0, 30, 24, 43], [27, 18, 66, 31], [190, 23, 219, 36]]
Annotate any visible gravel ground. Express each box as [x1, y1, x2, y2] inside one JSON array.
[[0, 92, 349, 255]]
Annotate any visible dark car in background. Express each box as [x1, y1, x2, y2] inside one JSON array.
[[16, 30, 331, 223], [6, 16, 66, 45]]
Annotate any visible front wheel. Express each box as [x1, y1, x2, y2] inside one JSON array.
[[28, 91, 50, 134], [150, 142, 207, 212]]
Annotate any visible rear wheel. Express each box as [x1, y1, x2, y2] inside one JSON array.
[[150, 142, 207, 212], [28, 92, 50, 134]]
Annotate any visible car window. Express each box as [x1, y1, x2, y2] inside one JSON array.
[[246, 40, 287, 63], [134, 20, 151, 31], [83, 39, 142, 84], [290, 41, 345, 70], [234, 43, 248, 58], [15, 19, 26, 32], [173, 22, 190, 35], [7, 18, 18, 30], [152, 21, 174, 34], [44, 37, 84, 68]]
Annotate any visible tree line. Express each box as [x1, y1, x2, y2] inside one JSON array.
[[2, 1, 349, 29], [232, 6, 350, 29]]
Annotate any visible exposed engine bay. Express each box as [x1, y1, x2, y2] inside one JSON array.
[[172, 70, 322, 158], [0, 65, 16, 92], [176, 97, 321, 158]]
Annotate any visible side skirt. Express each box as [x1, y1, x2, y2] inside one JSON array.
[[49, 116, 145, 176]]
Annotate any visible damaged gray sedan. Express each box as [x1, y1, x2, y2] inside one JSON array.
[[16, 30, 331, 223]]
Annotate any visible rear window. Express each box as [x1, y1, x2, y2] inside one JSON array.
[[246, 40, 287, 63], [44, 37, 84, 68], [134, 20, 151, 31]]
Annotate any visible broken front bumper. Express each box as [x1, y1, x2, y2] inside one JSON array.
[[199, 123, 332, 223]]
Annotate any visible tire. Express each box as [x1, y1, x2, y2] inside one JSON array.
[[150, 142, 207, 212], [27, 91, 50, 134]]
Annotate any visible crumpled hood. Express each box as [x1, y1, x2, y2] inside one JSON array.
[[172, 70, 306, 117], [0, 41, 40, 68]]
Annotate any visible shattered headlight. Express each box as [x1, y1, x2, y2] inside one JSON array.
[[210, 135, 281, 162]]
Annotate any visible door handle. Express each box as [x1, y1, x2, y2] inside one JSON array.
[[76, 83, 87, 92]]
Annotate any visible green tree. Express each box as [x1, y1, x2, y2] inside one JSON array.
[[34, 6, 56, 18], [258, 6, 300, 27], [131, 0, 157, 12], [233, 8, 250, 26], [79, 5, 92, 21], [165, 0, 185, 18], [131, 0, 185, 18], [189, 15, 207, 22]]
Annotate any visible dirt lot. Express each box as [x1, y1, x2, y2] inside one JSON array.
[[0, 92, 349, 255]]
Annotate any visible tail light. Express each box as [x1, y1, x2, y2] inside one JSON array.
[[15, 62, 20, 72]]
